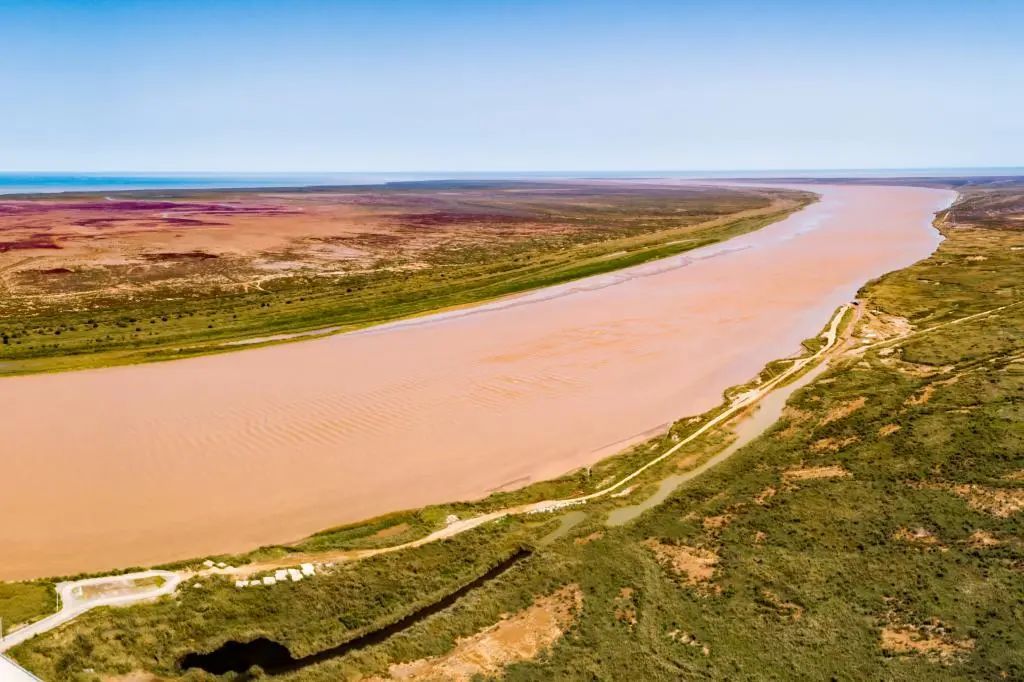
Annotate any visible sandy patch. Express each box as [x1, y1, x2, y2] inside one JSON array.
[[810, 435, 860, 453], [644, 539, 718, 586], [702, 514, 734, 531], [754, 487, 777, 505], [880, 622, 974, 663], [372, 522, 411, 539], [879, 423, 901, 437], [675, 453, 701, 470], [948, 484, 1024, 518], [667, 629, 709, 655], [965, 530, 1001, 548], [907, 374, 961, 406], [858, 310, 914, 344], [574, 531, 604, 546], [906, 385, 936, 407], [1002, 470, 1024, 482], [775, 407, 812, 440], [783, 465, 851, 482], [761, 590, 804, 620], [819, 397, 866, 426], [379, 585, 581, 681], [884, 359, 956, 378], [893, 527, 944, 549], [614, 587, 638, 626]]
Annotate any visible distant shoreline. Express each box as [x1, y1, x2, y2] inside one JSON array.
[[1, 168, 1022, 196]]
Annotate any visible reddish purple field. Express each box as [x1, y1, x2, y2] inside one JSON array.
[[142, 250, 219, 261], [0, 237, 61, 252], [396, 211, 531, 227]]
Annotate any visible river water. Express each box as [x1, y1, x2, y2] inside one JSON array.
[[606, 360, 832, 527], [0, 184, 954, 579]]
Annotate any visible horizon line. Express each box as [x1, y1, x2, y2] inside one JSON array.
[[2, 165, 1024, 176]]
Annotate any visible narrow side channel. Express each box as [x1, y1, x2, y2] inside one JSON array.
[[180, 548, 532, 676]]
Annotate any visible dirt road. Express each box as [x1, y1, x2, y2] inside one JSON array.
[[0, 571, 179, 653], [0, 184, 954, 579]]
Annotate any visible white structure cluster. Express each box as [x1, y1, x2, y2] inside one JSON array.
[[234, 563, 316, 588], [201, 560, 231, 570]]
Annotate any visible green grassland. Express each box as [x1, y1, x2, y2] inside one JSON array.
[[12, 522, 550, 679], [0, 183, 810, 375], [10, 181, 1024, 680], [0, 582, 56, 636]]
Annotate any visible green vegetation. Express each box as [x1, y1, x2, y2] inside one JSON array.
[[11, 522, 546, 679], [0, 184, 810, 375], [166, 392, 749, 572], [10, 181, 1024, 680], [525, 184, 1024, 680], [0, 581, 56, 635]]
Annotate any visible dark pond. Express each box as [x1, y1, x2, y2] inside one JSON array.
[[179, 638, 291, 676], [180, 548, 531, 676]]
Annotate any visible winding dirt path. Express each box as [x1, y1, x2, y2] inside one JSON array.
[[0, 570, 179, 653], [854, 299, 1024, 354]]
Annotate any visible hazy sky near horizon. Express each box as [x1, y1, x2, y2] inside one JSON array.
[[2, 0, 1022, 172]]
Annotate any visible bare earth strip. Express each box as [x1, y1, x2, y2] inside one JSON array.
[[0, 184, 953, 579]]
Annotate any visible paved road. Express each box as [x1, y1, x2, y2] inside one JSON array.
[[0, 570, 179, 653]]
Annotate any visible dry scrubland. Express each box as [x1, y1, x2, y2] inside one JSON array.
[[7, 180, 1024, 680], [0, 181, 806, 374]]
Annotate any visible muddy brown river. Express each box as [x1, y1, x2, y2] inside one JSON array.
[[0, 184, 954, 579]]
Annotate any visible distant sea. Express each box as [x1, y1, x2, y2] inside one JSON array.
[[1, 169, 1022, 195], [0, 172, 439, 195]]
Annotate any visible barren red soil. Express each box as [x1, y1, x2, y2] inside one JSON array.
[[0, 184, 773, 316]]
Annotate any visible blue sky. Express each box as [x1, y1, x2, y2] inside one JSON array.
[[1, 0, 1022, 172]]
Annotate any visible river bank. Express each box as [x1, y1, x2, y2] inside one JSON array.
[[0, 184, 953, 579]]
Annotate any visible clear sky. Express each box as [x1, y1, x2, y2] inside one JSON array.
[[1, 0, 1022, 172]]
